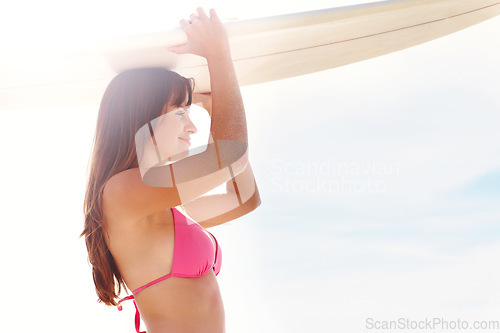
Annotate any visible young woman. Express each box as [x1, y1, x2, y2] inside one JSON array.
[[82, 8, 261, 333]]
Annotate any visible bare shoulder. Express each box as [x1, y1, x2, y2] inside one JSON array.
[[102, 167, 181, 226], [105, 168, 140, 192], [102, 168, 139, 225], [103, 167, 141, 205]]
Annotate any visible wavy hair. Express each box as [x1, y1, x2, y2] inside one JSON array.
[[81, 68, 193, 306]]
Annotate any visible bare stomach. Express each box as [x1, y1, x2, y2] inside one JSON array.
[[133, 270, 225, 333]]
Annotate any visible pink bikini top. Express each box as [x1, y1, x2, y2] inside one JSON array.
[[117, 206, 222, 333]]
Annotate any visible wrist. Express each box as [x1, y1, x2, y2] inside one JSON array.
[[205, 45, 232, 65]]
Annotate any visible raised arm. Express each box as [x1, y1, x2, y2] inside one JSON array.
[[169, 8, 247, 144], [104, 8, 253, 224]]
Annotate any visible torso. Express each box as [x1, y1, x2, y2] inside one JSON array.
[[103, 187, 225, 333]]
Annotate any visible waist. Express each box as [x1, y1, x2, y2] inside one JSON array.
[[134, 271, 225, 331]]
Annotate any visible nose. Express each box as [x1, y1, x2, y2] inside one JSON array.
[[185, 117, 198, 135]]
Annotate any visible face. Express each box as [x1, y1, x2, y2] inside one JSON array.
[[150, 95, 198, 161]]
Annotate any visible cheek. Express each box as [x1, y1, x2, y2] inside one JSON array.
[[152, 119, 182, 144]]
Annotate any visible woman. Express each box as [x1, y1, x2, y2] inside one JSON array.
[[82, 8, 261, 333]]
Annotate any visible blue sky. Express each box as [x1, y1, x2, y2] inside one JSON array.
[[0, 1, 499, 332]]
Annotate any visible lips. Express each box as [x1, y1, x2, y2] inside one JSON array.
[[179, 137, 191, 145]]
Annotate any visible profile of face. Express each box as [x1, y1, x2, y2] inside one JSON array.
[[136, 95, 198, 170], [153, 97, 198, 161]]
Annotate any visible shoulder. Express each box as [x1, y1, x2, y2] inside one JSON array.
[[105, 168, 139, 194], [102, 167, 181, 225], [102, 168, 142, 223]]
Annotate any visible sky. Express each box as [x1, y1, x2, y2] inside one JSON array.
[[0, 1, 499, 332]]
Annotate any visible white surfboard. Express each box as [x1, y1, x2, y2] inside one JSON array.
[[1, 0, 499, 110]]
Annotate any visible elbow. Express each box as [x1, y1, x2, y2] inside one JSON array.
[[215, 139, 249, 173], [232, 149, 249, 176], [231, 141, 249, 176]]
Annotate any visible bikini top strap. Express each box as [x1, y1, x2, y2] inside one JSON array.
[[117, 295, 135, 311], [117, 295, 146, 333]]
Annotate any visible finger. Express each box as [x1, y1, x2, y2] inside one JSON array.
[[196, 7, 209, 20], [209, 8, 218, 20], [179, 19, 190, 29], [189, 13, 199, 23]]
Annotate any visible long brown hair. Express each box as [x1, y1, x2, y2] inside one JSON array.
[[81, 68, 193, 306]]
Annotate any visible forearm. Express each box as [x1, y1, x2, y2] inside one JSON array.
[[206, 53, 248, 145], [200, 180, 261, 228], [226, 178, 235, 193], [170, 8, 249, 171], [186, 161, 261, 227]]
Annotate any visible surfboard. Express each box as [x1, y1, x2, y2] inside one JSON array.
[[1, 0, 499, 110]]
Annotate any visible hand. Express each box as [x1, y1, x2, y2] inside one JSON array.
[[168, 8, 230, 62]]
